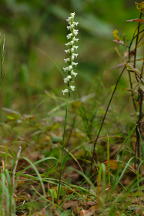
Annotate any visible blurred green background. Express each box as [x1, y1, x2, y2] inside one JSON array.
[[0, 0, 140, 113]]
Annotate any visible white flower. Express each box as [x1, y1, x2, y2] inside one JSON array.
[[66, 17, 71, 22], [72, 62, 78, 66], [63, 66, 73, 71], [67, 26, 71, 30], [67, 33, 73, 39], [71, 71, 78, 77], [70, 85, 75, 91], [68, 65, 73, 71], [71, 46, 78, 52], [63, 67, 68, 71], [62, 12, 78, 96], [65, 41, 74, 46], [64, 75, 72, 83], [66, 13, 75, 22], [62, 89, 69, 95], [72, 53, 78, 60], [73, 29, 78, 36], [70, 12, 75, 18], [67, 22, 78, 30], [64, 58, 70, 63], [71, 53, 78, 60], [74, 22, 78, 26], [73, 45, 78, 49], [73, 37, 79, 42], [70, 24, 75, 28], [65, 49, 70, 53]]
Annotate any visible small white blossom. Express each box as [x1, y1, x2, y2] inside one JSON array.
[[64, 75, 72, 83], [70, 85, 75, 91], [67, 33, 73, 39], [65, 41, 74, 46], [65, 49, 70, 53], [63, 65, 73, 71], [72, 62, 78, 66], [71, 54, 78, 61], [74, 22, 78, 26], [71, 24, 75, 28], [73, 45, 78, 49], [62, 89, 69, 95], [67, 26, 71, 30], [73, 29, 78, 36], [64, 58, 70, 63], [73, 37, 79, 42], [71, 71, 78, 77], [67, 22, 78, 30], [71, 46, 78, 52], [62, 12, 79, 96], [68, 65, 73, 71], [74, 53, 78, 57], [70, 12, 75, 18], [63, 67, 68, 71], [66, 13, 75, 22]]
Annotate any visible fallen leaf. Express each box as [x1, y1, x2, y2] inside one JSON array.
[[33, 208, 46, 216], [63, 200, 78, 209], [79, 206, 97, 216]]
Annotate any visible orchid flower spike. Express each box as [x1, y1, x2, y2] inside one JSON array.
[[62, 12, 79, 95]]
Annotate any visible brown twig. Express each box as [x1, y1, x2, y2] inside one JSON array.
[[133, 12, 143, 165]]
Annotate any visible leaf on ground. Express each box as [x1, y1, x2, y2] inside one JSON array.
[[63, 200, 79, 209], [33, 208, 46, 216], [79, 206, 97, 216]]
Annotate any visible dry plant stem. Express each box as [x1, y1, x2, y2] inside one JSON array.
[[134, 12, 143, 164], [136, 89, 143, 158], [127, 14, 144, 165], [128, 35, 137, 112], [91, 65, 126, 169], [134, 13, 142, 69], [127, 27, 144, 112], [0, 35, 5, 78], [127, 71, 137, 111], [141, 48, 144, 78], [90, 20, 144, 172], [12, 146, 22, 191]]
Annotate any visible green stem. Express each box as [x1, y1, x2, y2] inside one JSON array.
[[57, 99, 69, 201]]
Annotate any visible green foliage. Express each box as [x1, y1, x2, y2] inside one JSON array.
[[0, 1, 143, 215]]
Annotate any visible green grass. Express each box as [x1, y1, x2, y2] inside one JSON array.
[[0, 92, 143, 215], [0, 1, 144, 215]]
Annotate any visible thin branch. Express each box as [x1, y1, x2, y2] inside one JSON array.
[[134, 13, 142, 69], [91, 65, 126, 168]]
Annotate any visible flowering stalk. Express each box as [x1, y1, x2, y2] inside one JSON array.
[[57, 12, 79, 201], [62, 12, 79, 95]]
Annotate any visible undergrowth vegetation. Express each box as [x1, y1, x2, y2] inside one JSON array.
[[0, 1, 144, 216]]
